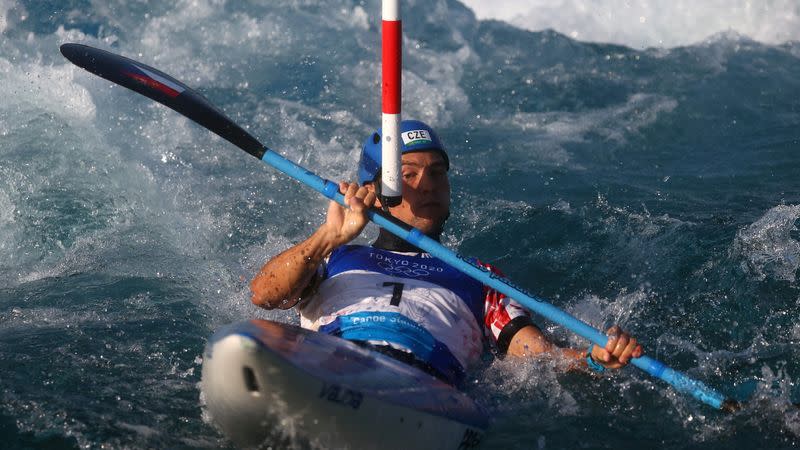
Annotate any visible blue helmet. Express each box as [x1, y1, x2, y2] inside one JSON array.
[[357, 119, 449, 185]]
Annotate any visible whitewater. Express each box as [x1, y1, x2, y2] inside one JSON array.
[[1, 0, 800, 448]]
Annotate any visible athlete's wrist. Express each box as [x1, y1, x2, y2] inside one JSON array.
[[585, 344, 606, 373], [313, 225, 347, 257]]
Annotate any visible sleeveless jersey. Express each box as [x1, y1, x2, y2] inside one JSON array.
[[299, 245, 531, 384]]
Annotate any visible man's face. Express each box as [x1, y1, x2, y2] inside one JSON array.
[[381, 151, 450, 235]]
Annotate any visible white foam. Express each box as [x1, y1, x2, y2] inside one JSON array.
[[513, 93, 677, 141], [0, 173, 15, 224], [402, 43, 472, 124], [348, 5, 369, 30], [478, 355, 580, 416], [0, 54, 96, 123], [500, 93, 677, 169], [0, 170, 20, 259], [0, 0, 17, 34], [459, 0, 800, 48], [733, 204, 800, 282], [0, 3, 7, 34], [345, 40, 472, 127], [117, 422, 160, 438]]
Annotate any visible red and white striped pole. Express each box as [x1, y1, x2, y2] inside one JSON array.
[[381, 0, 402, 207]]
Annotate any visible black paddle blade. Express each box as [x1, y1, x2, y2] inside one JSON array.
[[60, 43, 266, 159]]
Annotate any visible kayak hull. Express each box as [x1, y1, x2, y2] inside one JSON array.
[[201, 319, 487, 449]]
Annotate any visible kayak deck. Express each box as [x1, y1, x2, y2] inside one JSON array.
[[201, 319, 487, 449]]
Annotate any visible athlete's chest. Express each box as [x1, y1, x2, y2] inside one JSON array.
[[325, 246, 483, 304]]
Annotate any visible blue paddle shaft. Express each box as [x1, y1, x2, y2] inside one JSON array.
[[262, 149, 727, 410]]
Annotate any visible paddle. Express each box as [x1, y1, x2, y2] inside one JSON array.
[[59, 43, 740, 412]]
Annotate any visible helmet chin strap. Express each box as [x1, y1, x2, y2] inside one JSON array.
[[372, 177, 393, 214], [371, 176, 447, 238]]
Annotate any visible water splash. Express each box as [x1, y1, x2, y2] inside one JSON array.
[[733, 204, 800, 283], [461, 0, 800, 48]]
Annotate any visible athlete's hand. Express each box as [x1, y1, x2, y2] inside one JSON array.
[[323, 181, 377, 247], [590, 325, 643, 370]]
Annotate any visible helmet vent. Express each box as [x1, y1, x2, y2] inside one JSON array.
[[372, 132, 381, 144]]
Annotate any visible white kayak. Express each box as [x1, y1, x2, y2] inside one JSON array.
[[201, 319, 488, 449]]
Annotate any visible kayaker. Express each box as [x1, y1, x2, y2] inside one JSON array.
[[251, 120, 643, 385]]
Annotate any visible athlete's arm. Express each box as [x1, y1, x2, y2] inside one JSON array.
[[506, 324, 643, 371], [250, 182, 376, 309]]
